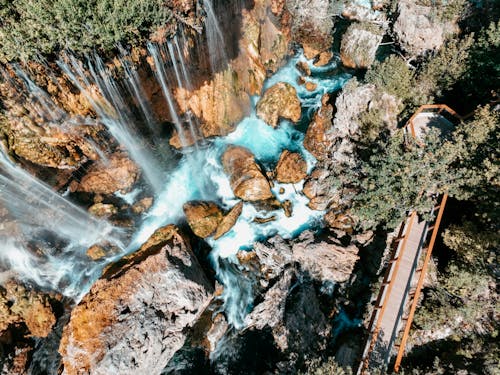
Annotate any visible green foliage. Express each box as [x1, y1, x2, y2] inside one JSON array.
[[351, 105, 499, 229], [365, 55, 414, 102], [460, 20, 500, 106], [300, 357, 352, 375], [0, 0, 175, 62], [415, 0, 467, 22]]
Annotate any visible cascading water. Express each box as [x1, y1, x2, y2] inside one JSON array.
[[57, 53, 166, 196], [203, 0, 229, 73], [0, 149, 124, 298]]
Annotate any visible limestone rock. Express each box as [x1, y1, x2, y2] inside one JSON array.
[[0, 281, 57, 338], [256, 82, 301, 127], [342, 0, 388, 22], [303, 167, 339, 211], [304, 94, 334, 161], [275, 150, 307, 183], [394, 0, 457, 56], [75, 152, 139, 195], [340, 23, 384, 69], [59, 225, 213, 375], [214, 201, 244, 240], [292, 233, 359, 283], [221, 146, 273, 202], [183, 201, 223, 238]]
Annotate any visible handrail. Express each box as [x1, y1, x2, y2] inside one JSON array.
[[405, 104, 462, 141], [358, 212, 417, 374], [393, 193, 448, 372]]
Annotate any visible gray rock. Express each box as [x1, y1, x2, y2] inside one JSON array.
[[340, 22, 384, 69]]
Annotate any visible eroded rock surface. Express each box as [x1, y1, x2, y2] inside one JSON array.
[[304, 94, 334, 161], [275, 150, 307, 183], [59, 225, 213, 375], [256, 82, 301, 127], [214, 201, 244, 240], [340, 23, 383, 69], [183, 201, 223, 238], [221, 146, 273, 201]]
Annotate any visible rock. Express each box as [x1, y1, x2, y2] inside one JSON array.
[[253, 215, 277, 224], [88, 203, 118, 218], [214, 201, 244, 240], [292, 232, 359, 283], [303, 167, 339, 210], [305, 81, 317, 91], [324, 211, 355, 234], [59, 225, 213, 375], [131, 197, 154, 214], [174, 68, 250, 138], [287, 0, 335, 59], [304, 94, 334, 161], [394, 0, 457, 56], [296, 61, 311, 76], [245, 269, 294, 351], [313, 51, 333, 67], [282, 200, 293, 217], [221, 146, 273, 202], [275, 150, 307, 183], [75, 152, 139, 195], [342, 0, 388, 22], [253, 237, 292, 280], [1, 344, 32, 375], [206, 313, 229, 353], [340, 23, 384, 69], [183, 201, 223, 238], [169, 124, 204, 149], [256, 82, 301, 127], [86, 245, 108, 261]]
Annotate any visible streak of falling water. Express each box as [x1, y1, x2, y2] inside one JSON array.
[[57, 53, 165, 196], [204, 0, 229, 73], [0, 148, 124, 297], [147, 41, 188, 148]]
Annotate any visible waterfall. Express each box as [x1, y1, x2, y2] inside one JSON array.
[[204, 0, 229, 73], [57, 53, 166, 196], [0, 149, 124, 297]]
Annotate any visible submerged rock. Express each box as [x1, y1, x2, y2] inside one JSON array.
[[73, 152, 139, 195], [221, 146, 273, 202], [256, 82, 301, 127], [59, 225, 213, 375], [183, 201, 223, 238], [275, 150, 307, 183], [340, 22, 384, 69], [214, 201, 244, 240]]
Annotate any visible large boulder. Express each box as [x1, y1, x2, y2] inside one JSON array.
[[59, 225, 213, 375], [214, 201, 244, 240], [183, 201, 223, 238], [72, 152, 139, 195], [221, 146, 273, 202], [394, 0, 458, 56], [304, 94, 334, 161], [292, 232, 359, 283], [275, 150, 307, 183], [340, 22, 384, 69], [256, 82, 301, 127]]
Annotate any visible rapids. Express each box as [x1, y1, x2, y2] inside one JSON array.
[[0, 8, 350, 328]]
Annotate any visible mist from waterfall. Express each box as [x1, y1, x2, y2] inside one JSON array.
[[204, 0, 229, 73], [0, 149, 124, 297], [57, 53, 166, 196]]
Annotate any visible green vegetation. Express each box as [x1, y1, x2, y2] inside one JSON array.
[[0, 0, 176, 62], [351, 106, 499, 229], [300, 357, 353, 375]]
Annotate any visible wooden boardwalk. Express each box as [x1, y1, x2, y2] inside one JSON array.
[[358, 105, 457, 374]]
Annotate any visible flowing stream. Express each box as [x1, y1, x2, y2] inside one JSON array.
[[0, 21, 350, 329]]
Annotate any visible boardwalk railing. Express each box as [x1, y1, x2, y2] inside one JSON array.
[[358, 105, 460, 374]]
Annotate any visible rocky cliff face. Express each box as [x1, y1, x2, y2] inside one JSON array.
[[58, 225, 213, 375]]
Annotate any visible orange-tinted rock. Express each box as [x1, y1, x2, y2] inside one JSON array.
[[132, 197, 154, 214], [183, 201, 223, 238], [75, 152, 139, 195], [304, 95, 334, 161], [275, 150, 307, 183], [256, 82, 301, 127], [296, 61, 311, 76], [303, 168, 339, 211], [88, 203, 118, 218], [86, 245, 108, 261], [314, 51, 333, 67], [221, 146, 273, 201], [0, 281, 56, 338], [305, 81, 318, 91], [214, 201, 244, 240], [59, 225, 213, 375], [340, 23, 383, 69], [324, 211, 355, 234]]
